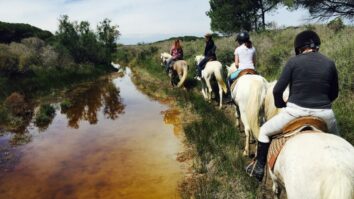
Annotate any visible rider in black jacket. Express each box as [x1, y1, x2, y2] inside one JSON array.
[[195, 33, 217, 79]]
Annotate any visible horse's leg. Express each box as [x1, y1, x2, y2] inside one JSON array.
[[269, 170, 281, 199], [205, 76, 212, 102], [234, 104, 241, 129], [239, 108, 251, 156], [200, 80, 208, 99], [218, 83, 223, 109]]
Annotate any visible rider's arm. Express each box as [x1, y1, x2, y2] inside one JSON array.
[[252, 53, 256, 67], [273, 60, 293, 108], [234, 55, 239, 69], [252, 48, 256, 66], [329, 62, 339, 102]]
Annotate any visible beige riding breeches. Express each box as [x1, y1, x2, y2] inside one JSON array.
[[258, 103, 338, 143]]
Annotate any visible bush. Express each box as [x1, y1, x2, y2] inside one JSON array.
[[9, 42, 39, 72], [35, 104, 55, 128], [60, 99, 72, 111], [0, 44, 19, 72], [327, 17, 345, 33], [4, 92, 26, 116]]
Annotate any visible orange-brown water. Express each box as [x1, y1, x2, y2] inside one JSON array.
[[0, 68, 184, 199]]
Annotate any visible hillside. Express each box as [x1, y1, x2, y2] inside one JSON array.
[[0, 21, 53, 43]]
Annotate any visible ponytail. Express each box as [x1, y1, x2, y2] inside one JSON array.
[[245, 41, 253, 48]]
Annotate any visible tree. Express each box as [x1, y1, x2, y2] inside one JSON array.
[[97, 18, 120, 60], [287, 0, 354, 20], [206, 0, 281, 34]]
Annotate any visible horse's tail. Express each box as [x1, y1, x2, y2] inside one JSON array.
[[214, 66, 227, 94], [177, 62, 188, 88], [320, 170, 354, 199], [246, 77, 267, 138]]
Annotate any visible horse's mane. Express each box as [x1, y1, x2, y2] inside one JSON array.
[[226, 63, 237, 76], [195, 55, 204, 65], [161, 52, 172, 59], [264, 80, 290, 121]]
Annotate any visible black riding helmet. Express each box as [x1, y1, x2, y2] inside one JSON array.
[[236, 31, 250, 44], [294, 30, 321, 55]]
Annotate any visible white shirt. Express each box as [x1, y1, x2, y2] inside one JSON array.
[[234, 44, 256, 70]]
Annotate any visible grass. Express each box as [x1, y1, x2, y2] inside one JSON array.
[[117, 24, 354, 198]]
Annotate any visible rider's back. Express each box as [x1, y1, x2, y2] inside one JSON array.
[[234, 44, 255, 70], [274, 52, 338, 109]]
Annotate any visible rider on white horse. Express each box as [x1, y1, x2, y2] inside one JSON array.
[[227, 32, 256, 90], [246, 30, 339, 181], [195, 33, 217, 80], [165, 39, 184, 73]]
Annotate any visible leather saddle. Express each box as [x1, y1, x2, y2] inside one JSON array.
[[230, 69, 257, 91], [267, 116, 328, 170]]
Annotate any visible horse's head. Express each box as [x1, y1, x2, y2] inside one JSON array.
[[160, 52, 172, 66], [225, 63, 237, 77], [195, 55, 205, 65]]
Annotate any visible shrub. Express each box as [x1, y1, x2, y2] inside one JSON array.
[[327, 17, 345, 33], [35, 104, 55, 128], [21, 37, 45, 52], [60, 99, 72, 111], [0, 45, 19, 72], [9, 42, 39, 72], [4, 92, 26, 116]]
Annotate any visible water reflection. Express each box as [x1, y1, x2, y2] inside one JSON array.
[[162, 109, 182, 136], [61, 79, 125, 129], [0, 68, 184, 199]]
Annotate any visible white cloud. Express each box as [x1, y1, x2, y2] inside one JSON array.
[[0, 0, 212, 44], [0, 1, 310, 44]]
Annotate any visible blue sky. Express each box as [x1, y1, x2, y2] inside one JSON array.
[[0, 0, 312, 44]]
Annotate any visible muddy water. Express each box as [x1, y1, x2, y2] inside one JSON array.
[[0, 68, 184, 199]]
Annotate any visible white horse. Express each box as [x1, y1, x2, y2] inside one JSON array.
[[265, 81, 354, 199], [225, 63, 268, 156], [160, 52, 188, 88], [195, 55, 227, 109]]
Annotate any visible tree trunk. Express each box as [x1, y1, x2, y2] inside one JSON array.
[[259, 0, 266, 30]]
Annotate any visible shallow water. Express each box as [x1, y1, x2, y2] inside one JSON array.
[[0, 68, 184, 199]]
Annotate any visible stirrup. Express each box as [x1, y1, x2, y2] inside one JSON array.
[[245, 160, 257, 176]]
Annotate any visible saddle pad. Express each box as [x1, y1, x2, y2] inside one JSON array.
[[267, 129, 322, 170]]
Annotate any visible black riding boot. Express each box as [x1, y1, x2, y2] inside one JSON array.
[[245, 141, 270, 182]]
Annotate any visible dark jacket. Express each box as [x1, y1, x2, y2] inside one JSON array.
[[204, 39, 217, 60], [273, 52, 339, 109]]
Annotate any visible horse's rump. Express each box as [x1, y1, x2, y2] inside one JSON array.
[[273, 133, 354, 199]]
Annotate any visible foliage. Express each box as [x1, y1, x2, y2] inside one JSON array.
[[97, 18, 120, 61], [0, 44, 19, 73], [4, 92, 26, 116], [0, 21, 53, 43], [207, 0, 280, 34], [288, 0, 354, 20], [35, 104, 55, 128], [327, 17, 345, 33]]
